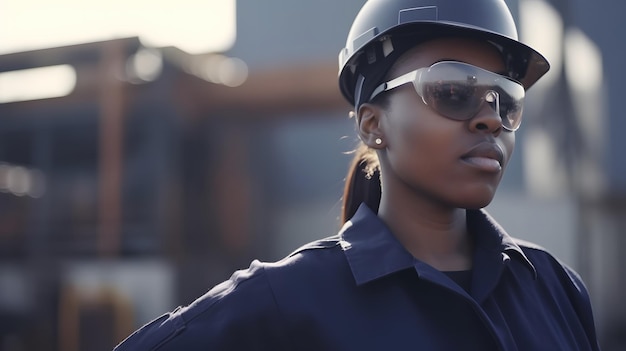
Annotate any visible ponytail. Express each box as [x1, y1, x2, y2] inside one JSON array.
[[341, 142, 381, 223]]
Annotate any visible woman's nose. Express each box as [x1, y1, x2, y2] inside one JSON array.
[[469, 91, 503, 135]]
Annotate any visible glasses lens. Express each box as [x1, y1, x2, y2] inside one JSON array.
[[422, 81, 482, 121], [415, 62, 525, 130]]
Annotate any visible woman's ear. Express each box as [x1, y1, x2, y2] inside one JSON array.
[[357, 103, 386, 148]]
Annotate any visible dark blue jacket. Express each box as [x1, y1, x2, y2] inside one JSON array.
[[114, 204, 600, 350]]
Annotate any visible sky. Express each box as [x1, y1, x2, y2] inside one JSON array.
[[0, 0, 236, 55]]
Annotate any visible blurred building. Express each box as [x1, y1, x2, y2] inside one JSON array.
[[0, 1, 624, 350]]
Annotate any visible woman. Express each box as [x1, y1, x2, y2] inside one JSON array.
[[114, 0, 600, 349]]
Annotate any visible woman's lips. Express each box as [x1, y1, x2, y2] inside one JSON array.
[[461, 142, 504, 172], [462, 156, 502, 172]]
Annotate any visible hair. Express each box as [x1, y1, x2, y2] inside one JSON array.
[[341, 46, 399, 224], [341, 141, 382, 223], [340, 61, 395, 223]]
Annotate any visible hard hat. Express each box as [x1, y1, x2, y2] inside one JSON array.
[[338, 0, 550, 108]]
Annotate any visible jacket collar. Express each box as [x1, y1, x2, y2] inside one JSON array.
[[339, 204, 415, 286], [339, 204, 536, 288]]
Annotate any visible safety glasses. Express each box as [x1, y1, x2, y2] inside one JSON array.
[[369, 61, 526, 131]]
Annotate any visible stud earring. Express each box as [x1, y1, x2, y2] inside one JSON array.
[[375, 138, 382, 145]]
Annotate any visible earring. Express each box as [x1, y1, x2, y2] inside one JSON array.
[[375, 138, 382, 145]]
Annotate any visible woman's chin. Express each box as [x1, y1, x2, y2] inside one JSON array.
[[456, 190, 497, 210]]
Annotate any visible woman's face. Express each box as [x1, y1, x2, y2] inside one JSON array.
[[374, 37, 516, 209]]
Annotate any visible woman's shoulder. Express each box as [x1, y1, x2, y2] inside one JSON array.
[[512, 238, 575, 271], [186, 241, 343, 319], [263, 234, 351, 288], [512, 238, 590, 296], [198, 234, 345, 311], [113, 259, 286, 350], [273, 235, 344, 270], [197, 234, 345, 310], [113, 235, 347, 350]]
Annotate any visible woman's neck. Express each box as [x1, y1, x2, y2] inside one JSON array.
[[377, 197, 474, 272]]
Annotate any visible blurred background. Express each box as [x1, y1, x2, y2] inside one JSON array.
[[0, 0, 624, 350]]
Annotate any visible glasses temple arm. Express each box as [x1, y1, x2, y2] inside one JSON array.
[[368, 70, 419, 101]]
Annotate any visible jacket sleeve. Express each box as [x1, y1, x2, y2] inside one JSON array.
[[112, 260, 293, 351]]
